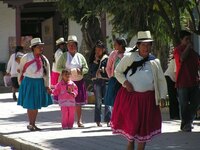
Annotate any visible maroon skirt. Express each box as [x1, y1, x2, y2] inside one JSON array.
[[74, 79, 87, 105], [111, 87, 161, 142]]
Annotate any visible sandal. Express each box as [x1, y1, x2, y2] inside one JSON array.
[[107, 122, 111, 127], [27, 125, 35, 131], [96, 122, 102, 127], [33, 125, 42, 131], [77, 122, 84, 128]]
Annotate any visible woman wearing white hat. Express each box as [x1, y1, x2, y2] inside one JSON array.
[[57, 35, 89, 127], [111, 31, 167, 150], [17, 38, 53, 131], [51, 37, 66, 87]]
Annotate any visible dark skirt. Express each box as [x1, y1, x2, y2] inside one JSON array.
[[11, 77, 19, 89], [74, 79, 87, 105], [17, 77, 53, 109], [111, 87, 161, 142], [104, 77, 121, 106]]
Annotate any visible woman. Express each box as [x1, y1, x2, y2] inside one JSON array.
[[17, 38, 53, 131], [104, 37, 127, 106], [89, 40, 111, 127], [51, 37, 66, 87], [111, 31, 167, 150], [6, 46, 24, 101], [57, 35, 88, 127]]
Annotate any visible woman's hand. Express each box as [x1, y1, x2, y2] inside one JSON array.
[[123, 80, 134, 92], [96, 69, 101, 78], [46, 87, 52, 94], [159, 99, 166, 108], [77, 68, 82, 75]]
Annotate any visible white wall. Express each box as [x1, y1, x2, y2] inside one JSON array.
[[0, 2, 16, 63], [68, 19, 82, 51]]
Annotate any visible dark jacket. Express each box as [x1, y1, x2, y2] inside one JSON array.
[[89, 54, 109, 84]]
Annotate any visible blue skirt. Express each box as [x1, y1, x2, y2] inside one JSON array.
[[17, 77, 53, 109], [104, 77, 121, 106]]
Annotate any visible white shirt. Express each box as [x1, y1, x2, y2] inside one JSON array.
[[18, 52, 51, 87], [126, 53, 154, 92], [115, 51, 167, 105], [52, 48, 63, 72], [6, 52, 23, 77], [164, 59, 176, 82], [65, 52, 83, 81]]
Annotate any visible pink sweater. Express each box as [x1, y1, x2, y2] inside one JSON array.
[[52, 80, 78, 106], [106, 50, 124, 78]]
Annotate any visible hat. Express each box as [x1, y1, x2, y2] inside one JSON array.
[[30, 38, 44, 48], [16, 52, 24, 58], [66, 35, 78, 44], [56, 37, 65, 46], [137, 31, 153, 42]]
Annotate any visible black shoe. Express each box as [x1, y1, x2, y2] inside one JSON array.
[[181, 124, 192, 132], [13, 93, 17, 101]]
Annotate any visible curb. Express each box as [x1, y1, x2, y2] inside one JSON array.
[[0, 134, 47, 150]]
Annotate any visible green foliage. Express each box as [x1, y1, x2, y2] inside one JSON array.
[[56, 0, 200, 46]]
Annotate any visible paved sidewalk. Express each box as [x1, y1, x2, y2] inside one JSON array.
[[0, 87, 200, 150]]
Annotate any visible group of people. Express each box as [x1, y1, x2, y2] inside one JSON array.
[[5, 30, 199, 150]]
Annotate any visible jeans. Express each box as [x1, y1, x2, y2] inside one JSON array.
[[177, 86, 200, 128], [93, 81, 111, 123]]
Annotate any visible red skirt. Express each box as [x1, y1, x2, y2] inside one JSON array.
[[51, 71, 60, 87], [111, 87, 161, 142]]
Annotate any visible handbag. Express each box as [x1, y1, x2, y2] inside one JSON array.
[[3, 75, 12, 87]]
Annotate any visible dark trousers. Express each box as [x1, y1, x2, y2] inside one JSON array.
[[177, 86, 200, 128], [165, 76, 180, 119]]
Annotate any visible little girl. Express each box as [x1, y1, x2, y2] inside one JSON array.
[[52, 69, 78, 129]]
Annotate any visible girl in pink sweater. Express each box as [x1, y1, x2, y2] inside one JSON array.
[[52, 69, 78, 129]]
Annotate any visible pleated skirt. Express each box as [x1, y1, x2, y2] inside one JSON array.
[[111, 87, 161, 142], [17, 77, 53, 109], [104, 77, 121, 106]]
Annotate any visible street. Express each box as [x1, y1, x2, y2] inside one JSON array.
[[0, 87, 200, 150]]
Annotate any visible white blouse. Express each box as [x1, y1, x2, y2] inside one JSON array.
[[65, 52, 83, 81], [52, 48, 63, 72], [18, 52, 50, 87], [126, 53, 154, 92]]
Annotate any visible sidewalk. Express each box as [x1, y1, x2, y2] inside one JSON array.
[[0, 86, 200, 150]]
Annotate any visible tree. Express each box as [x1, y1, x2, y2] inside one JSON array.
[[56, 0, 200, 67], [100, 0, 200, 68], [56, 0, 105, 62]]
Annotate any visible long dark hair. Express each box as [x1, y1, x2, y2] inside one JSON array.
[[89, 40, 107, 64], [115, 37, 127, 50], [15, 46, 24, 53]]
